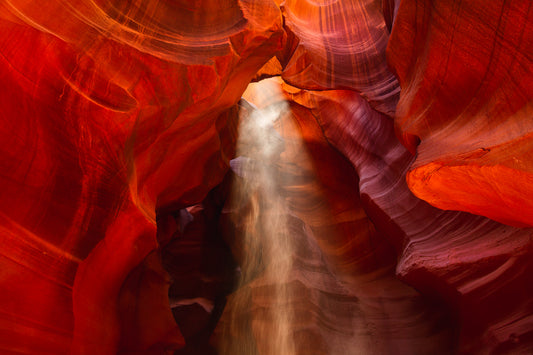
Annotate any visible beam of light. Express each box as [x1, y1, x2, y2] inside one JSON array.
[[219, 77, 296, 355]]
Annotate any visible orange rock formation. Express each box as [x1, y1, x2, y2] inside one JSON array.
[[0, 0, 531, 354]]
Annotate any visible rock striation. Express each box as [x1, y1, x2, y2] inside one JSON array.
[[0, 0, 531, 354]]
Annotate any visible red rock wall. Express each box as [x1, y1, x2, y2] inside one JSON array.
[[388, 0, 533, 227], [0, 0, 531, 354]]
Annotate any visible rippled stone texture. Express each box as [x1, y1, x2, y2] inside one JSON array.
[[388, 0, 533, 227], [0, 0, 531, 354], [279, 0, 400, 116], [0, 0, 282, 353], [213, 80, 454, 354], [283, 85, 533, 354]]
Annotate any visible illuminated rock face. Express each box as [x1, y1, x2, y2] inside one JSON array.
[[0, 0, 531, 354], [388, 0, 533, 228]]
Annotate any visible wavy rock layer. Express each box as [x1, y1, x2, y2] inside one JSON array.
[[0, 0, 531, 354], [213, 81, 454, 354], [0, 0, 282, 353], [388, 0, 533, 227], [279, 0, 400, 116], [283, 85, 533, 354]]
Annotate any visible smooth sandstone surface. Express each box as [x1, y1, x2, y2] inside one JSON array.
[[388, 0, 533, 227], [0, 0, 531, 354]]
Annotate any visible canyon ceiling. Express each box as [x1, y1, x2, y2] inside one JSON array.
[[0, 0, 532, 354]]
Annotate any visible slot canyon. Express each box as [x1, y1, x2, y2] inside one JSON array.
[[0, 0, 532, 354]]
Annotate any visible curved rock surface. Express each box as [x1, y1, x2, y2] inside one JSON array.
[[0, 0, 531, 354], [283, 84, 533, 354], [388, 0, 533, 227], [0, 0, 282, 353], [213, 80, 453, 354], [279, 0, 400, 115]]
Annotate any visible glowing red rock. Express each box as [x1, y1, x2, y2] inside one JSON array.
[[0, 1, 283, 353], [0, 0, 531, 354], [214, 81, 454, 354], [387, 0, 533, 227], [282, 85, 533, 353], [279, 0, 400, 116]]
